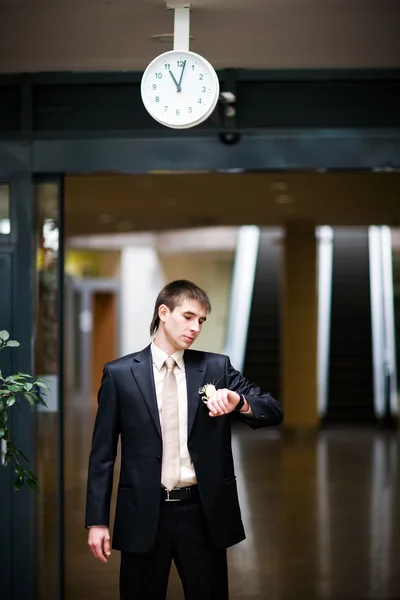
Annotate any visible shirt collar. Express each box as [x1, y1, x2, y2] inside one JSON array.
[[151, 342, 185, 371]]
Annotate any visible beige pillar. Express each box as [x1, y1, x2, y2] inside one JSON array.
[[282, 221, 318, 429]]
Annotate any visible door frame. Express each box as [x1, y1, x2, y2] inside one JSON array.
[[67, 278, 121, 400]]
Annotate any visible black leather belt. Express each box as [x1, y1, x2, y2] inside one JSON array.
[[162, 485, 199, 502]]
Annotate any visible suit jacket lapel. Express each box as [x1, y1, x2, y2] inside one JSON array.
[[185, 350, 207, 439], [131, 345, 161, 438]]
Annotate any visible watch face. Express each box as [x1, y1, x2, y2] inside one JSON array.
[[141, 50, 220, 129]]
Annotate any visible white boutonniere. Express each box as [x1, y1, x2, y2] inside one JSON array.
[[199, 383, 217, 404], [199, 370, 230, 404]]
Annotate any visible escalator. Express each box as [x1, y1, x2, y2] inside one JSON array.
[[324, 228, 375, 424], [242, 228, 281, 400], [243, 226, 377, 425]]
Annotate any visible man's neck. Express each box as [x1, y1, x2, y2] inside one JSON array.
[[153, 336, 179, 357]]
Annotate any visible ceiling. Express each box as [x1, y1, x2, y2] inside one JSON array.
[[64, 171, 400, 237], [1, 0, 399, 73]]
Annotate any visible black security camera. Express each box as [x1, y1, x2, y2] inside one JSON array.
[[218, 132, 241, 145]]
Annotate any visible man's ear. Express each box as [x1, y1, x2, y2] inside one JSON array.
[[158, 304, 169, 323]]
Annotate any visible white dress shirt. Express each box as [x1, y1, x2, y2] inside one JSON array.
[[151, 342, 197, 487]]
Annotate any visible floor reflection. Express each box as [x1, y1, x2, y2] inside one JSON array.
[[39, 394, 400, 600]]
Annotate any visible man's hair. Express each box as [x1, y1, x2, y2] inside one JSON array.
[[150, 280, 212, 337]]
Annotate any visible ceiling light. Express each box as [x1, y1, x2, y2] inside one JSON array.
[[274, 194, 294, 205], [117, 221, 133, 231], [270, 181, 288, 192], [98, 213, 114, 224]]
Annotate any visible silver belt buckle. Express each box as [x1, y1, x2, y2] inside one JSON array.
[[165, 488, 180, 502]]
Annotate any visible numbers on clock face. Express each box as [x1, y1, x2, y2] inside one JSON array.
[[141, 52, 218, 127]]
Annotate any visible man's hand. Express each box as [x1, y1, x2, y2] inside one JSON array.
[[206, 388, 249, 417], [88, 526, 111, 563]]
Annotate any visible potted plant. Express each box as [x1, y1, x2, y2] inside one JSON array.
[[0, 330, 48, 492]]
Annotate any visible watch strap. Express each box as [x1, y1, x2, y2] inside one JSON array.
[[234, 394, 245, 412]]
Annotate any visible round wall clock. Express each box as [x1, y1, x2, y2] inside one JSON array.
[[141, 50, 220, 129]]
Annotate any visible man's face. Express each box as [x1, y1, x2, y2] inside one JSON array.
[[159, 297, 207, 352]]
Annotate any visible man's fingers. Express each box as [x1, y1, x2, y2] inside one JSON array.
[[208, 399, 222, 416], [88, 530, 111, 563], [104, 536, 111, 557], [94, 541, 109, 563], [208, 389, 230, 417], [207, 397, 218, 415], [208, 401, 219, 416], [217, 389, 231, 412], [212, 390, 230, 414]]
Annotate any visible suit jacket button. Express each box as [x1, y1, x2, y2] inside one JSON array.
[[157, 455, 161, 460], [259, 414, 265, 418]]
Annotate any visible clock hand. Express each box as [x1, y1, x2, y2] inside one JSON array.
[[169, 70, 181, 92], [177, 60, 186, 91]]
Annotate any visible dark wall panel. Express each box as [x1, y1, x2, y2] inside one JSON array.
[[0, 85, 20, 133], [237, 81, 400, 129], [0, 176, 35, 600]]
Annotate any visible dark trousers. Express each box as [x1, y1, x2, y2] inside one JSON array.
[[119, 492, 229, 600]]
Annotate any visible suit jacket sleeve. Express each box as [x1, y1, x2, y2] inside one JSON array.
[[85, 364, 119, 528], [224, 356, 284, 429]]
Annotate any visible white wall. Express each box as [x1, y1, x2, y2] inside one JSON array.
[[159, 253, 234, 354], [120, 246, 165, 355]]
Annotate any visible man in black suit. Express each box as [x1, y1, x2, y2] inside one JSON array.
[[86, 279, 283, 599]]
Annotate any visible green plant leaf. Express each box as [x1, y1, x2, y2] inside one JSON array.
[[7, 376, 26, 383], [0, 333, 42, 492], [6, 340, 20, 348], [23, 393, 36, 407], [9, 384, 23, 392], [35, 381, 48, 389], [14, 477, 24, 492], [27, 477, 40, 493], [16, 449, 29, 462]]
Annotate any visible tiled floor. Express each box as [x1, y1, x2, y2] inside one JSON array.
[[36, 396, 400, 599]]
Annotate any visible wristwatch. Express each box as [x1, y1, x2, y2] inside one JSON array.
[[234, 394, 245, 412]]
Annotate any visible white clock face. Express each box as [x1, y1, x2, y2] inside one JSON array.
[[141, 50, 220, 129]]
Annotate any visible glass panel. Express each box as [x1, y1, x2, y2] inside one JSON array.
[[0, 183, 11, 235], [35, 182, 60, 600], [393, 231, 400, 399]]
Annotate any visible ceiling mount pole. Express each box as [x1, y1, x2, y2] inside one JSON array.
[[166, 2, 192, 51]]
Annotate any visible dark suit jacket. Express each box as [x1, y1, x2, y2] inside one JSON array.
[[85, 345, 283, 553]]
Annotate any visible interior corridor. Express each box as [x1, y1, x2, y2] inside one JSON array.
[[37, 396, 400, 600], [32, 172, 400, 599]]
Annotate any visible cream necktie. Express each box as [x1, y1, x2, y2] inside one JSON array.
[[161, 356, 180, 491]]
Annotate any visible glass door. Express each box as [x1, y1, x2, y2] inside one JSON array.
[[63, 278, 120, 600], [34, 178, 64, 600]]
